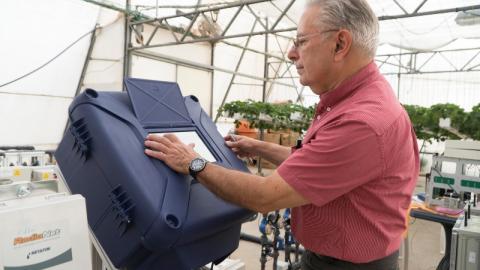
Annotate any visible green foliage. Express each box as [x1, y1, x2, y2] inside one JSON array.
[[424, 103, 466, 140], [403, 103, 480, 141], [403, 105, 430, 140], [220, 101, 480, 139], [218, 100, 315, 133], [461, 104, 480, 140]]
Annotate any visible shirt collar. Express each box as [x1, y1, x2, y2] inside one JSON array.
[[317, 61, 379, 112]]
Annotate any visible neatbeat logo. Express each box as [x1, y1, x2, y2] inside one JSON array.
[[13, 234, 43, 246], [13, 229, 61, 246]]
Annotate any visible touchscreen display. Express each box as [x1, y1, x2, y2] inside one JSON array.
[[150, 131, 216, 162]]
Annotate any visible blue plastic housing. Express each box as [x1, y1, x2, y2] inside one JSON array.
[[55, 78, 254, 269]]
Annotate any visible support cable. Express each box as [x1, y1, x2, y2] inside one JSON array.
[[0, 28, 99, 88]]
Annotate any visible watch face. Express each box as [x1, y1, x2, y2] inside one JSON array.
[[191, 158, 206, 171]]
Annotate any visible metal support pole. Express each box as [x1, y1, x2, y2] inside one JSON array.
[[214, 20, 259, 123], [265, 62, 284, 100], [397, 49, 401, 101], [122, 0, 132, 91], [267, 35, 302, 102], [63, 26, 98, 136], [210, 44, 215, 117], [76, 26, 98, 96], [270, 0, 295, 31], [296, 86, 305, 104], [257, 18, 268, 176], [413, 0, 429, 14]]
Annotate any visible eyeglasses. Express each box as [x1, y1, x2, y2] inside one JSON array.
[[292, 29, 339, 48]]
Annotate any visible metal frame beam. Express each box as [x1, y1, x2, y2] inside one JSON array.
[[378, 4, 480, 21], [131, 50, 295, 88], [130, 27, 296, 50], [64, 26, 99, 135], [131, 0, 268, 26], [122, 0, 132, 91], [129, 0, 298, 51], [82, 0, 480, 112], [265, 34, 302, 103], [381, 69, 480, 76], [376, 47, 480, 75]]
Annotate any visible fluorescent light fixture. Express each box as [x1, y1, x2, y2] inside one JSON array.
[[455, 10, 480, 26]]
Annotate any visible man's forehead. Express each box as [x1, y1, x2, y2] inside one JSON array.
[[298, 5, 320, 34]]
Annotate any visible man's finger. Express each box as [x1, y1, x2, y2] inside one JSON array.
[[163, 133, 181, 143], [145, 149, 166, 160], [225, 140, 239, 147], [146, 134, 175, 148], [146, 134, 162, 141], [145, 140, 170, 153]]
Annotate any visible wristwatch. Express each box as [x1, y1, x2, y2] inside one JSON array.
[[188, 157, 209, 178]]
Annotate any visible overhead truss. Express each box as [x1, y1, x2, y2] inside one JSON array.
[[376, 47, 480, 75], [378, 1, 480, 21], [81, 0, 480, 112], [125, 0, 480, 50], [129, 0, 297, 51]]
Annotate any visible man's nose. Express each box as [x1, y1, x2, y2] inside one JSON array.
[[287, 46, 298, 62]]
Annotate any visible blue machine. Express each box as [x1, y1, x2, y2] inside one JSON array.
[[55, 78, 254, 269]]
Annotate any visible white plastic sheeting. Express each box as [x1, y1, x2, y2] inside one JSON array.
[[1, 0, 480, 147], [83, 8, 125, 90], [0, 0, 100, 146]]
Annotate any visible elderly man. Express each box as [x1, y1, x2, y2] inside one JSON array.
[[144, 0, 419, 269]]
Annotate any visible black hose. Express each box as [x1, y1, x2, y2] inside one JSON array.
[[0, 146, 35, 151], [239, 233, 304, 254]]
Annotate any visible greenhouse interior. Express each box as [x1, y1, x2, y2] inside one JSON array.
[[1, 0, 480, 269]]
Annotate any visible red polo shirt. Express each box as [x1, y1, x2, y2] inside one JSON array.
[[277, 62, 419, 263]]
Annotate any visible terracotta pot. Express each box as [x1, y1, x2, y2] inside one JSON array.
[[235, 120, 258, 139]]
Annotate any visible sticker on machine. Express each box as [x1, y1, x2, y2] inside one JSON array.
[[1, 219, 73, 270], [469, 251, 477, 264]]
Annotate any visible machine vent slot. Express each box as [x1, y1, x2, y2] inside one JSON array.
[[109, 185, 136, 236], [69, 118, 92, 162]]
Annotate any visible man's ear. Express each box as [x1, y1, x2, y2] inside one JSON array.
[[333, 29, 352, 61]]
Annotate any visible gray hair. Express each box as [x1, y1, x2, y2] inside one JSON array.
[[309, 0, 379, 58]]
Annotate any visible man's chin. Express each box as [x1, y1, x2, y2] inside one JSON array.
[[299, 77, 309, 86]]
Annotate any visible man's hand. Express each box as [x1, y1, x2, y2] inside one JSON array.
[[144, 134, 197, 175], [224, 134, 259, 159]]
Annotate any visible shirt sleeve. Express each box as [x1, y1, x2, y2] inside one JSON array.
[[277, 118, 383, 207]]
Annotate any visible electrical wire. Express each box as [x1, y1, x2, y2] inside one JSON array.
[[0, 27, 99, 89], [85, 58, 122, 75]]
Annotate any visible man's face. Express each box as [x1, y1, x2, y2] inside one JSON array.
[[288, 6, 337, 94]]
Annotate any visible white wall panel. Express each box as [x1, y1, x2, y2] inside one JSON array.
[[0, 94, 71, 146], [212, 71, 264, 118], [131, 56, 176, 82], [177, 66, 212, 116], [389, 73, 480, 111], [83, 8, 125, 91], [0, 0, 99, 97]]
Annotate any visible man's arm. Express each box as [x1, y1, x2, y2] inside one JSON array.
[[144, 134, 309, 213], [196, 163, 308, 213]]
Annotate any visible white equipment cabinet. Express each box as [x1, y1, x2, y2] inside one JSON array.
[[0, 194, 91, 270]]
